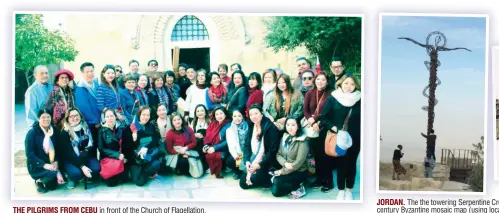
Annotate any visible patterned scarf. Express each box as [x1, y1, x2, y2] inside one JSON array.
[[40, 124, 55, 163]]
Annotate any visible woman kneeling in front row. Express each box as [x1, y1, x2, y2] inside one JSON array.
[[271, 116, 309, 199], [239, 104, 280, 189]]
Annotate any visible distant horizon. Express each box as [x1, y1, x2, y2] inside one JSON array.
[[379, 15, 487, 163]]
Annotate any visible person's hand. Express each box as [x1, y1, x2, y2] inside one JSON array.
[[123, 158, 128, 164], [251, 163, 261, 171], [81, 166, 92, 178], [207, 147, 215, 154], [312, 123, 320, 132], [119, 154, 125, 161], [307, 117, 315, 126], [195, 133, 204, 139], [284, 162, 294, 170], [275, 170, 282, 176], [134, 99, 139, 104], [138, 147, 148, 159], [52, 161, 58, 170], [132, 132, 138, 141], [245, 162, 252, 172], [56, 172, 65, 184], [43, 163, 56, 171]]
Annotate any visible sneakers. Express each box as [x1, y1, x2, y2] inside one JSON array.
[[321, 183, 333, 193], [36, 181, 48, 194], [345, 191, 353, 200], [336, 190, 345, 200], [310, 180, 323, 189], [66, 180, 76, 189], [232, 172, 241, 180], [288, 184, 306, 199]]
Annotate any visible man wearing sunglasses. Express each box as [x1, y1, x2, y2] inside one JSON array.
[[115, 65, 125, 90], [147, 59, 159, 72]]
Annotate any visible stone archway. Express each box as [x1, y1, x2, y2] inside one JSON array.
[[151, 15, 245, 71]]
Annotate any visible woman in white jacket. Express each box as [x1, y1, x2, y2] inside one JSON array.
[[183, 69, 208, 123], [225, 109, 249, 179]]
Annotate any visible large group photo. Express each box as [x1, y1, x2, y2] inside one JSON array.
[[13, 12, 363, 201]]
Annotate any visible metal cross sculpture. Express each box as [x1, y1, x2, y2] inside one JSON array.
[[398, 31, 471, 157]]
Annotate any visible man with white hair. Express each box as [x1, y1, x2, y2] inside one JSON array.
[[24, 65, 54, 126]]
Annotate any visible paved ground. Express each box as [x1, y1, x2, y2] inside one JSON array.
[[13, 104, 360, 200]]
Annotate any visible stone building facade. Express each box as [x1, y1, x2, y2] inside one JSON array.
[[59, 14, 309, 81]]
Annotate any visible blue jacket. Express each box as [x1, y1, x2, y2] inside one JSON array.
[[75, 79, 100, 124], [119, 89, 141, 122]]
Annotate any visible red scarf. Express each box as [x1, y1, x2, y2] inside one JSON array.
[[246, 88, 263, 117], [208, 84, 228, 104], [204, 119, 230, 177]]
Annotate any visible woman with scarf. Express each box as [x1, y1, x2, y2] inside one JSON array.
[[190, 104, 210, 170], [272, 117, 309, 199], [184, 69, 208, 123], [317, 74, 361, 200], [98, 108, 129, 187], [120, 76, 142, 123], [203, 106, 231, 179], [262, 69, 277, 116], [123, 106, 162, 186], [239, 104, 280, 190], [264, 74, 304, 131], [303, 72, 332, 185], [246, 72, 264, 118], [57, 108, 100, 189], [165, 112, 203, 178], [96, 65, 127, 125], [45, 69, 76, 129], [218, 64, 231, 86], [135, 74, 150, 106], [164, 71, 180, 115], [262, 69, 277, 98], [147, 74, 170, 121], [25, 109, 65, 194], [205, 72, 228, 111], [151, 104, 172, 141], [299, 69, 315, 97], [224, 109, 248, 180], [226, 70, 248, 114]]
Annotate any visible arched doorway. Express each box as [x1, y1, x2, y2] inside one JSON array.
[[163, 15, 220, 71]]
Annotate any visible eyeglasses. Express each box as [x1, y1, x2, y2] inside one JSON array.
[[331, 65, 344, 69], [150, 64, 158, 67], [116, 70, 122, 72], [69, 114, 80, 119], [302, 77, 313, 81]]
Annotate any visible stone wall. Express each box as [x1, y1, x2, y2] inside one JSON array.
[[379, 161, 450, 181], [60, 14, 309, 82]]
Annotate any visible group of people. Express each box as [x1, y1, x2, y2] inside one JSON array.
[[24, 56, 361, 200]]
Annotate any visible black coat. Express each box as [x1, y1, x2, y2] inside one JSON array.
[[98, 125, 125, 160], [227, 86, 248, 114], [122, 122, 161, 165], [242, 116, 280, 169], [56, 127, 96, 168], [319, 96, 361, 151], [25, 124, 58, 180]]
